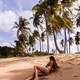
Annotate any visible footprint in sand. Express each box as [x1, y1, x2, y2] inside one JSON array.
[[73, 75, 80, 77], [67, 62, 74, 65], [63, 67, 73, 70]]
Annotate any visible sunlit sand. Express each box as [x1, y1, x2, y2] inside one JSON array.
[[0, 54, 80, 80]]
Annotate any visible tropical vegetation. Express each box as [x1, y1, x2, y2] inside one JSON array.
[[0, 0, 80, 57]]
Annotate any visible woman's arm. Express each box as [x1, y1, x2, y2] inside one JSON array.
[[45, 62, 50, 67]]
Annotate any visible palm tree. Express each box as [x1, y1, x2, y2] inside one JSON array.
[[60, 0, 76, 53], [75, 32, 80, 52], [32, 0, 76, 53], [14, 16, 31, 55], [14, 16, 31, 38], [32, 0, 62, 53]]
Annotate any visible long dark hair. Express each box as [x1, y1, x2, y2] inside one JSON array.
[[49, 56, 59, 69]]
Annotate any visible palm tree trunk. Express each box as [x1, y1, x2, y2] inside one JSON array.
[[64, 28, 67, 53], [68, 31, 70, 53], [46, 33, 49, 53], [53, 29, 63, 53], [42, 41, 44, 52], [39, 38, 41, 52], [44, 12, 49, 53], [17, 29, 20, 39], [77, 45, 79, 52], [69, 44, 70, 53]]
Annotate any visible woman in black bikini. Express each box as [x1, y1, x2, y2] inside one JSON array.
[[33, 56, 59, 80]]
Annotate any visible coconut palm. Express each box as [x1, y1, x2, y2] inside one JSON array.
[[61, 0, 76, 53], [14, 16, 31, 38], [14, 16, 31, 55], [32, 0, 76, 53], [32, 0, 62, 53]]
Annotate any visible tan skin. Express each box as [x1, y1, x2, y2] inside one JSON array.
[[34, 58, 55, 80]]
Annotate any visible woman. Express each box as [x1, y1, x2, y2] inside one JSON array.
[[33, 56, 59, 80]]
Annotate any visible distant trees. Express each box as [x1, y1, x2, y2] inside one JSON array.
[[0, 46, 15, 58]]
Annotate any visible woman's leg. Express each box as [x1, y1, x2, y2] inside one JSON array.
[[34, 66, 39, 80], [35, 66, 49, 74], [34, 65, 49, 80]]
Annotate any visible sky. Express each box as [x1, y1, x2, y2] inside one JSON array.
[[0, 0, 80, 53], [0, 0, 39, 46]]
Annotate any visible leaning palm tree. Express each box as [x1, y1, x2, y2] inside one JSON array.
[[32, 0, 62, 53], [45, 26, 52, 53], [61, 0, 77, 53], [32, 0, 76, 53]]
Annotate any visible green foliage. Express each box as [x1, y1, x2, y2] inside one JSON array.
[[14, 16, 31, 56], [33, 30, 40, 38], [32, 0, 76, 53], [61, 0, 77, 7], [28, 35, 35, 47], [47, 0, 58, 6], [0, 46, 15, 58], [32, 51, 49, 56]]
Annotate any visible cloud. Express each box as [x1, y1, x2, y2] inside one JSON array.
[[0, 10, 33, 33], [0, 10, 34, 47], [20, 10, 33, 19], [0, 10, 17, 32], [0, 41, 15, 47]]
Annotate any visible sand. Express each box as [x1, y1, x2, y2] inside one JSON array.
[[0, 54, 80, 80]]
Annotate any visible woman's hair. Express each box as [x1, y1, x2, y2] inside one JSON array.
[[49, 56, 56, 62], [49, 56, 59, 69]]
